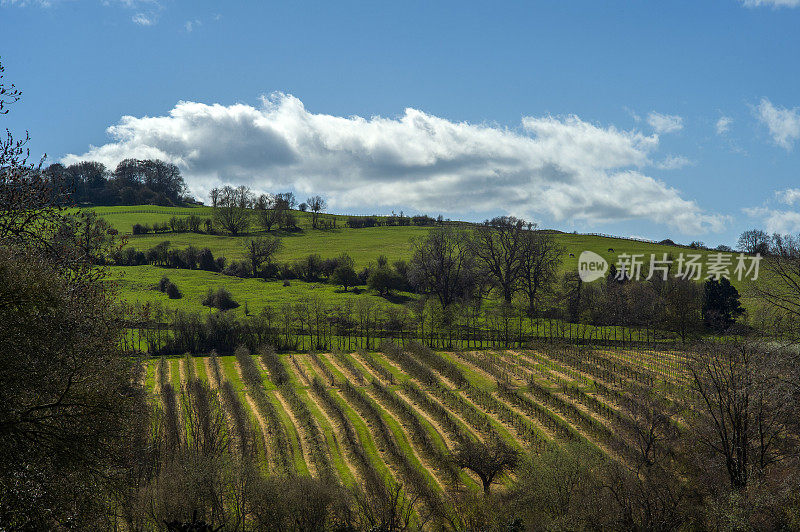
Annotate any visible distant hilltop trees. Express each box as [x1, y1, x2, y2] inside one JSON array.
[[43, 158, 193, 206]]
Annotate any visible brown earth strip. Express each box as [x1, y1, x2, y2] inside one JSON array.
[[325, 354, 367, 386], [274, 389, 318, 478], [350, 352, 392, 386], [304, 387, 363, 487], [395, 390, 456, 450], [242, 391, 275, 472], [363, 388, 447, 493], [204, 358, 219, 388], [289, 355, 310, 387]]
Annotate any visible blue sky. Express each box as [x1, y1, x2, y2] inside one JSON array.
[[2, 0, 799, 246]]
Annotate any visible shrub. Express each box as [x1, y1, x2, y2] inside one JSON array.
[[157, 276, 172, 292], [157, 276, 182, 299], [165, 282, 182, 299], [223, 260, 250, 278], [367, 266, 402, 296], [132, 223, 149, 235], [198, 247, 216, 271], [331, 264, 358, 291], [187, 214, 203, 232], [202, 287, 239, 310]]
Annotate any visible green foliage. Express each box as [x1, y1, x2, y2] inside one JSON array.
[[702, 277, 744, 329], [201, 287, 239, 310]]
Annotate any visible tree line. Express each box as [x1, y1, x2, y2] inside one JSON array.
[[43, 158, 193, 206]]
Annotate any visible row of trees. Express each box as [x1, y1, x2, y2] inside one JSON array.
[[409, 218, 564, 316], [210, 187, 321, 235], [43, 158, 192, 206]]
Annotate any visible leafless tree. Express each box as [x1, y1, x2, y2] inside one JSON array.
[[470, 216, 527, 304], [686, 338, 799, 489], [408, 226, 477, 307], [307, 194, 326, 229], [452, 438, 520, 494], [736, 229, 770, 255], [242, 236, 282, 277], [518, 225, 563, 316], [213, 185, 252, 235], [749, 234, 800, 340]]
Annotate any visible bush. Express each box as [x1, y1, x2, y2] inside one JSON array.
[[132, 223, 150, 235], [223, 260, 250, 278], [198, 247, 216, 271], [165, 283, 182, 299], [202, 287, 239, 310], [332, 264, 358, 291], [367, 266, 402, 296], [157, 276, 182, 299]]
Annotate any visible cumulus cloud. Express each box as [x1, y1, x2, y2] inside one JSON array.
[[745, 206, 800, 234], [647, 112, 684, 134], [745, 187, 800, 234], [656, 155, 693, 170], [63, 94, 725, 234], [776, 188, 800, 205], [742, 0, 800, 7], [757, 98, 800, 150], [716, 116, 733, 135]]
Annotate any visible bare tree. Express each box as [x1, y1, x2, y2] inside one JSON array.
[[213, 185, 252, 235], [687, 339, 799, 489], [749, 234, 800, 339], [452, 438, 519, 494], [307, 195, 326, 229], [254, 194, 282, 232], [242, 236, 282, 277], [518, 225, 563, 316], [275, 191, 296, 210], [470, 216, 527, 304], [663, 276, 703, 343], [209, 187, 220, 208], [408, 226, 477, 307], [737, 229, 770, 255]]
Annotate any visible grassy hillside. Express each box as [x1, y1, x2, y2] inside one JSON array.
[[94, 206, 755, 317]]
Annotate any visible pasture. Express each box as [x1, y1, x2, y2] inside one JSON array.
[[95, 206, 756, 319]]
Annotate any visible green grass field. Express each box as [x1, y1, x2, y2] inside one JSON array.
[[96, 206, 758, 318]]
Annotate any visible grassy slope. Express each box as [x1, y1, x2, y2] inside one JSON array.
[[97, 206, 757, 316]]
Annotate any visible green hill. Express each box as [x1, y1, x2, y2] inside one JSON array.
[[93, 205, 754, 318]]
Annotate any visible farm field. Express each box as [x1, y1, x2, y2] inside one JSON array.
[[149, 341, 688, 528]]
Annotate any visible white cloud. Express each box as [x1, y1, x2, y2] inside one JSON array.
[[647, 112, 684, 134], [716, 116, 733, 135], [656, 155, 693, 170], [0, 0, 54, 6], [131, 12, 155, 25], [776, 188, 800, 205], [745, 206, 800, 234], [63, 94, 725, 234], [185, 18, 201, 32], [745, 187, 800, 234], [757, 98, 800, 150], [742, 0, 800, 7]]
